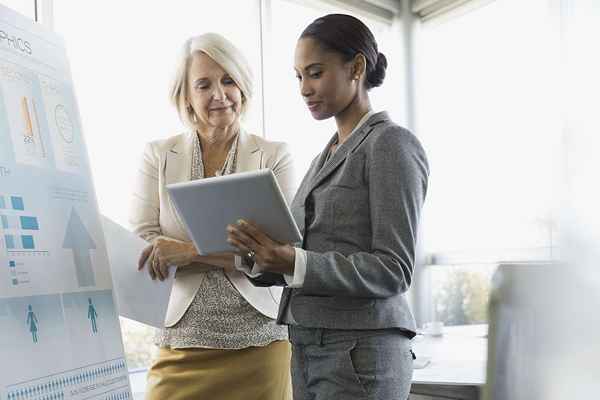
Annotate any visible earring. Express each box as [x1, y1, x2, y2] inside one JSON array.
[[187, 105, 197, 123]]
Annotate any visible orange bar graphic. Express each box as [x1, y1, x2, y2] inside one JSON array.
[[20, 96, 33, 138]]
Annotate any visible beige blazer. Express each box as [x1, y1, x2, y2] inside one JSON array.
[[129, 130, 296, 327]]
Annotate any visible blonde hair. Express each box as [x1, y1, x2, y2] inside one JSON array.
[[170, 33, 253, 129]]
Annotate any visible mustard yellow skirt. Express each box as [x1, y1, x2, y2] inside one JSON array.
[[145, 340, 292, 400]]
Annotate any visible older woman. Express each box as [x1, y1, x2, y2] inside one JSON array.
[[129, 33, 294, 400]]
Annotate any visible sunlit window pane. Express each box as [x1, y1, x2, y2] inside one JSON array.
[[428, 264, 496, 326], [0, 0, 35, 20], [417, 0, 561, 259]]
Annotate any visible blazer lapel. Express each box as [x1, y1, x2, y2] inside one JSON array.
[[292, 135, 334, 214], [165, 135, 193, 184], [305, 112, 389, 196], [165, 132, 195, 238], [235, 130, 262, 172]]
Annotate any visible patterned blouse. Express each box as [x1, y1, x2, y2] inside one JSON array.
[[156, 132, 288, 349]]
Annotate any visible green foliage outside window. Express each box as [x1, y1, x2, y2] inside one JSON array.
[[432, 266, 494, 325]]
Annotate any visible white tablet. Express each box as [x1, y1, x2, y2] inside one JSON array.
[[166, 169, 302, 254]]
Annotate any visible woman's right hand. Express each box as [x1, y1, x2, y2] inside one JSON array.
[[138, 237, 197, 281]]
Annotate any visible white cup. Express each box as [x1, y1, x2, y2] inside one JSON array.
[[423, 321, 444, 336]]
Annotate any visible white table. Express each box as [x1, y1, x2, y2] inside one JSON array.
[[410, 324, 487, 400], [128, 369, 147, 400]]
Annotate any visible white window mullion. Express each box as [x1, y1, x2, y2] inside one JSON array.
[[258, 0, 272, 138], [35, 0, 53, 28]]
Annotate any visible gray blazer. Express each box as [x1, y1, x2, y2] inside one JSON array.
[[252, 111, 429, 335]]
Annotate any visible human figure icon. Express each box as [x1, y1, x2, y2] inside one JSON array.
[[87, 298, 98, 334], [26, 304, 39, 343]]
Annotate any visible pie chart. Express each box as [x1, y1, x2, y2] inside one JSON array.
[[55, 104, 74, 143]]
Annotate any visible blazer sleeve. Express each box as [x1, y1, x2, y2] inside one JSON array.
[[301, 128, 429, 298], [129, 142, 164, 243]]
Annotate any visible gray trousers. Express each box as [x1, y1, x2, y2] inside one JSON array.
[[289, 326, 414, 400]]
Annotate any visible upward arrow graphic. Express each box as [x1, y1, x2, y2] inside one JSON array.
[[63, 208, 96, 287]]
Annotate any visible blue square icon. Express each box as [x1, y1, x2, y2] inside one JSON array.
[[11, 278, 18, 285], [9, 261, 15, 267], [20, 216, 39, 230], [10, 196, 24, 211], [21, 235, 35, 249]]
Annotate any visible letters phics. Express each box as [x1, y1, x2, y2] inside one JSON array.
[[0, 30, 31, 55]]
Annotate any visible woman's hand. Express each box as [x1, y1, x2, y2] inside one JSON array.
[[138, 237, 197, 281], [226, 219, 295, 275]]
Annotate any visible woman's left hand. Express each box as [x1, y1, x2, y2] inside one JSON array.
[[227, 219, 295, 275]]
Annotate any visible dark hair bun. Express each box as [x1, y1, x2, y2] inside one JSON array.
[[366, 52, 387, 89], [301, 14, 386, 90]]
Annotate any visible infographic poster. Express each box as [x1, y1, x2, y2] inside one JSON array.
[[0, 5, 132, 400]]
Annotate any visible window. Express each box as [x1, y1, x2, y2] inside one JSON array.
[[416, 0, 561, 325], [562, 0, 600, 246], [52, 0, 264, 370], [0, 1, 35, 20], [427, 263, 496, 326]]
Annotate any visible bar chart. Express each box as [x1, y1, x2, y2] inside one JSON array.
[[0, 195, 47, 257]]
